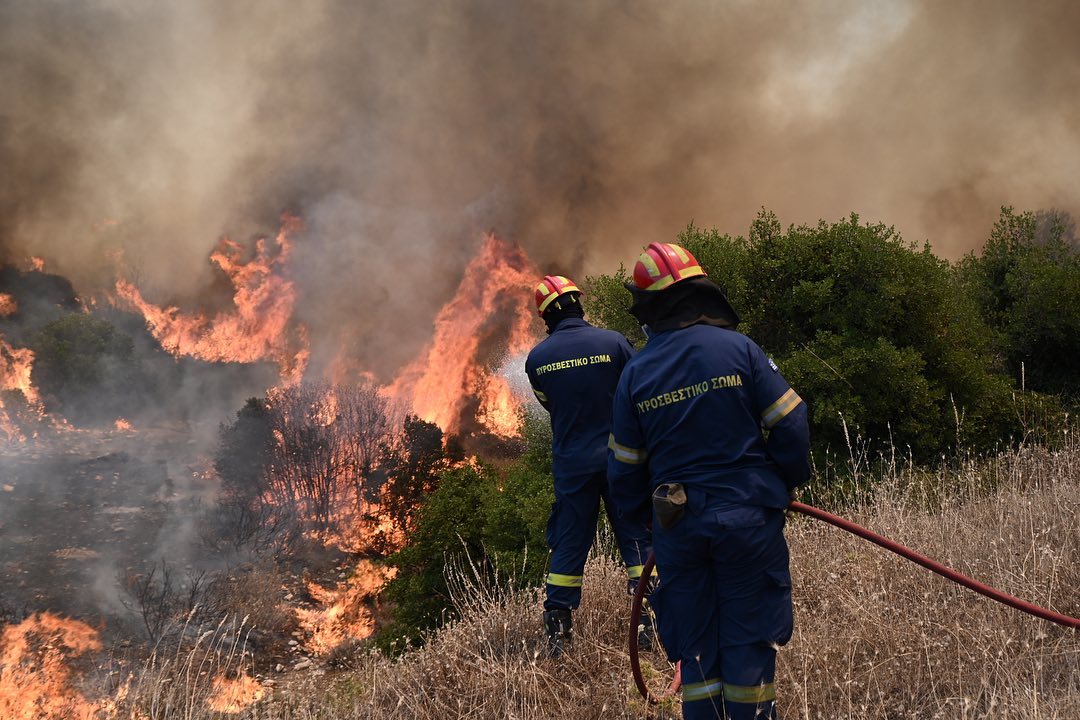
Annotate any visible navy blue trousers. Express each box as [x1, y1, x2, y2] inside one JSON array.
[[545, 470, 651, 610], [651, 496, 792, 720]]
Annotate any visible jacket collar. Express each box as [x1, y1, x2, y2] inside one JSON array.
[[552, 317, 590, 333]]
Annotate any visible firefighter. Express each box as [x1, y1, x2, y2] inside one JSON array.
[[526, 274, 651, 657], [607, 244, 810, 720]]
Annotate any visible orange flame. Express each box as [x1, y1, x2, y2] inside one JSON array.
[[0, 338, 38, 406], [0, 613, 104, 720], [206, 674, 265, 714], [114, 418, 134, 431], [107, 223, 542, 440], [113, 215, 309, 385], [387, 234, 539, 437], [295, 559, 397, 655], [0, 336, 43, 441], [0, 294, 17, 318], [28, 257, 45, 272]]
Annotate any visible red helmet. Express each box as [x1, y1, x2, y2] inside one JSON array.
[[631, 242, 706, 291], [534, 275, 581, 316]]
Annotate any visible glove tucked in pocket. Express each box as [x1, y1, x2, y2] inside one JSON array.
[[651, 483, 687, 529]]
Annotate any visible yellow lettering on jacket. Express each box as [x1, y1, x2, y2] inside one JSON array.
[[535, 353, 612, 376], [636, 374, 743, 414]]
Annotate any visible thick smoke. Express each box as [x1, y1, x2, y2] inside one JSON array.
[[1, 0, 1078, 378]]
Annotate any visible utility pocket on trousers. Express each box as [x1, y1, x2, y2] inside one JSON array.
[[713, 504, 768, 530], [545, 500, 560, 549], [652, 483, 687, 529], [762, 567, 794, 646]]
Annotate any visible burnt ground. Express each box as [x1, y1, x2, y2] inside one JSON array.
[[0, 423, 389, 695], [0, 425, 219, 640]]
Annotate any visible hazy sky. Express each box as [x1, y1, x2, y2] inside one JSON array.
[[2, 0, 1077, 376]]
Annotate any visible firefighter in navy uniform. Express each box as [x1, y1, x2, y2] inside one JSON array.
[[607, 244, 810, 720], [525, 275, 651, 656]]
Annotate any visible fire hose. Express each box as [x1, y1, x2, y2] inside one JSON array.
[[629, 500, 1080, 705]]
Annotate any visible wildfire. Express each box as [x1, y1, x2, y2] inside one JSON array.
[[109, 218, 540, 438], [28, 257, 45, 272], [0, 338, 37, 406], [387, 234, 539, 437], [113, 215, 309, 385], [295, 559, 397, 655], [0, 613, 104, 720], [0, 336, 43, 441], [114, 418, 134, 432], [206, 673, 265, 714], [0, 294, 17, 318]]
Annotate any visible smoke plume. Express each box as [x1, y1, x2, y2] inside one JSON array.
[[2, 0, 1078, 378]]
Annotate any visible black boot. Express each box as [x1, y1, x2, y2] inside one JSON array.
[[543, 608, 573, 658]]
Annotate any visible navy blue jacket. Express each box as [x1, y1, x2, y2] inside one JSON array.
[[526, 318, 635, 480], [608, 324, 810, 524]]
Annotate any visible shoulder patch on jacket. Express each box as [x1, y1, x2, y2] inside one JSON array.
[[768, 357, 779, 373]]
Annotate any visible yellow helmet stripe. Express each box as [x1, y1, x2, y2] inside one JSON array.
[[536, 291, 559, 314], [537, 280, 581, 314], [677, 264, 705, 280], [639, 254, 662, 278]]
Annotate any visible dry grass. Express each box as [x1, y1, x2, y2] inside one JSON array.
[[785, 438, 1079, 719], [204, 562, 296, 647], [116, 435, 1078, 719], [117, 614, 261, 719]]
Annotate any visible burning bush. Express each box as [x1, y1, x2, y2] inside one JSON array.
[[209, 381, 395, 558], [0, 612, 107, 720]]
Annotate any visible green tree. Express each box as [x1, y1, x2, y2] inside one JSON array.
[[214, 397, 276, 504], [580, 265, 645, 347], [29, 313, 137, 423], [377, 415, 453, 540], [379, 412, 553, 648], [584, 210, 1023, 460], [209, 397, 289, 557], [959, 207, 1080, 400]]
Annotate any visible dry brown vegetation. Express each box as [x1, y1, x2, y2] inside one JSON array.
[[116, 434, 1078, 719]]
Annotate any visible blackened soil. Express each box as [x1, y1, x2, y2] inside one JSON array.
[[0, 427, 215, 636]]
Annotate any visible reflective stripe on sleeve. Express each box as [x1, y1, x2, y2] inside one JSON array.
[[608, 434, 648, 464], [532, 388, 548, 402], [723, 682, 776, 704], [625, 564, 643, 580], [682, 677, 724, 703], [546, 573, 583, 588], [761, 388, 802, 428]]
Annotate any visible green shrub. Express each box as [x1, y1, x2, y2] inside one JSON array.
[[378, 412, 553, 649], [584, 210, 1029, 461], [29, 312, 137, 422], [959, 207, 1080, 401]]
